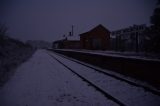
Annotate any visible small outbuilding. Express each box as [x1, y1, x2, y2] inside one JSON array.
[[52, 38, 80, 49], [79, 24, 110, 50], [52, 40, 64, 49]]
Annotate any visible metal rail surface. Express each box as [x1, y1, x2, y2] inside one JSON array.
[[47, 52, 126, 106], [50, 50, 160, 97]]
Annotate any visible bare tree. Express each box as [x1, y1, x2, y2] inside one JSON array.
[[150, 0, 160, 27], [145, 0, 160, 53], [0, 23, 8, 36]]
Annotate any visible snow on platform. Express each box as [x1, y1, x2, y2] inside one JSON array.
[[0, 50, 117, 106], [54, 49, 160, 62], [47, 50, 160, 106]]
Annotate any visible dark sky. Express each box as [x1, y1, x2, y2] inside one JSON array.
[[0, 0, 157, 42]]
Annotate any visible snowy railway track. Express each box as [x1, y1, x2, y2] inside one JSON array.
[[48, 52, 125, 106], [47, 51, 160, 106], [50, 50, 160, 97]]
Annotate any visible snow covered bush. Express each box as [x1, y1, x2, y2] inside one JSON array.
[[0, 35, 36, 87]]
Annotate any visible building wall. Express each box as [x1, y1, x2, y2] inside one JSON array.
[[80, 25, 110, 50], [63, 40, 81, 49], [110, 24, 147, 52], [52, 41, 64, 49], [53, 40, 80, 49], [80, 33, 110, 50]]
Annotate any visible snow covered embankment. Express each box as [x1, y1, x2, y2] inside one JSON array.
[[0, 37, 35, 87]]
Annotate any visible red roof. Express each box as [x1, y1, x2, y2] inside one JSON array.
[[79, 24, 110, 36]]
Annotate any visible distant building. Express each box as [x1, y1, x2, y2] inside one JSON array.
[[110, 24, 147, 52], [52, 37, 80, 49], [79, 24, 110, 50], [63, 40, 80, 49], [52, 40, 64, 49]]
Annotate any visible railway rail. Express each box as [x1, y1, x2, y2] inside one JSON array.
[[50, 50, 160, 96], [47, 52, 125, 106], [47, 50, 160, 106]]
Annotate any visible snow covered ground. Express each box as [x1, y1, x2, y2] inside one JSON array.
[[47, 50, 160, 106], [0, 50, 117, 106], [54, 49, 160, 61], [0, 49, 160, 106]]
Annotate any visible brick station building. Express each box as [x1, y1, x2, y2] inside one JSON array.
[[79, 24, 110, 50], [52, 38, 80, 49]]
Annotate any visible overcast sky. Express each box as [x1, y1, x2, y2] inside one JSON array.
[[0, 0, 157, 42]]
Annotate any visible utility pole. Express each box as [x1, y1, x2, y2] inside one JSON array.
[[135, 32, 139, 52], [71, 25, 74, 36]]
